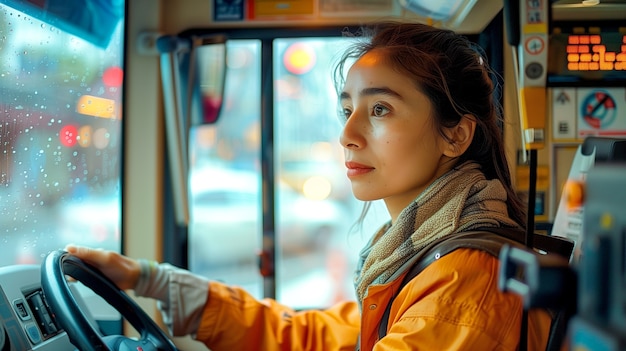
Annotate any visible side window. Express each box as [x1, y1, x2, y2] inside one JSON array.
[[0, 3, 124, 265], [188, 37, 389, 308], [188, 40, 264, 296]]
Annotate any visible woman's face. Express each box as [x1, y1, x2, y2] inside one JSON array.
[[339, 50, 454, 219]]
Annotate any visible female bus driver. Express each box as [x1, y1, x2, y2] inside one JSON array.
[[66, 22, 551, 350]]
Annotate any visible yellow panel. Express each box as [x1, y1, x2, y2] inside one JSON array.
[[254, 0, 315, 16], [520, 87, 547, 149], [516, 165, 550, 190], [523, 23, 547, 34], [76, 95, 116, 119]]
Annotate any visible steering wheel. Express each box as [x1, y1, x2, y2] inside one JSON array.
[[41, 249, 178, 351]]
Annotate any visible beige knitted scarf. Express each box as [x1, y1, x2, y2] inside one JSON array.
[[354, 161, 520, 303]]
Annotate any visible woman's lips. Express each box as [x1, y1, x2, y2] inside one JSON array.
[[345, 161, 374, 177]]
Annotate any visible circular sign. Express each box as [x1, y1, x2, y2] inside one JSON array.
[[525, 62, 544, 79], [525, 36, 545, 55], [581, 90, 617, 129]]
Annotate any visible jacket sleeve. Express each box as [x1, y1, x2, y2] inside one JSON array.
[[195, 281, 361, 351], [134, 261, 211, 337]]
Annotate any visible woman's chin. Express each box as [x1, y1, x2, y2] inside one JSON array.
[[351, 191, 379, 202]]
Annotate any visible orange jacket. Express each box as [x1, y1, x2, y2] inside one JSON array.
[[195, 248, 551, 350]]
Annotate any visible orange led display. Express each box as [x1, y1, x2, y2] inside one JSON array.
[[549, 27, 626, 83], [565, 34, 626, 72]]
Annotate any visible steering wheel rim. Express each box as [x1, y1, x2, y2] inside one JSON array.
[[41, 249, 178, 351]]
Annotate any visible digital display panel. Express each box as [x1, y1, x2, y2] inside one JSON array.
[[548, 25, 626, 85]]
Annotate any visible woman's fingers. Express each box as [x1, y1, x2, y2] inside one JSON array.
[[65, 245, 107, 264], [63, 244, 141, 290]]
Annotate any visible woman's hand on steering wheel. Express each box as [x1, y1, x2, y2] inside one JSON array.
[[64, 245, 141, 291], [42, 250, 178, 351]]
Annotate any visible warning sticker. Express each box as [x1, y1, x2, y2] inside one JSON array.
[[577, 87, 626, 137]]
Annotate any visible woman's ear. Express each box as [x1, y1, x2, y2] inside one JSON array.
[[442, 114, 477, 158]]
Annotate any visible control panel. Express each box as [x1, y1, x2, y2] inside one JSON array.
[[0, 265, 75, 351]]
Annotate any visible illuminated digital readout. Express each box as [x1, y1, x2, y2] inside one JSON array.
[[548, 30, 626, 83], [565, 34, 626, 71]]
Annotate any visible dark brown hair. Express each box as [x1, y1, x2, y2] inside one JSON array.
[[334, 22, 526, 228]]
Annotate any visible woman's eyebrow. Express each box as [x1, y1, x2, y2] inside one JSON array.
[[340, 87, 403, 101], [361, 87, 402, 99]]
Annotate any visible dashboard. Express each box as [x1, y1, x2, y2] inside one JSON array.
[[0, 265, 77, 351]]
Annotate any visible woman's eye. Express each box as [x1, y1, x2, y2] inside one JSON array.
[[372, 103, 390, 117], [342, 108, 352, 119]]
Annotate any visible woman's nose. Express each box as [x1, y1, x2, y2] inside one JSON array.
[[340, 111, 364, 149]]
